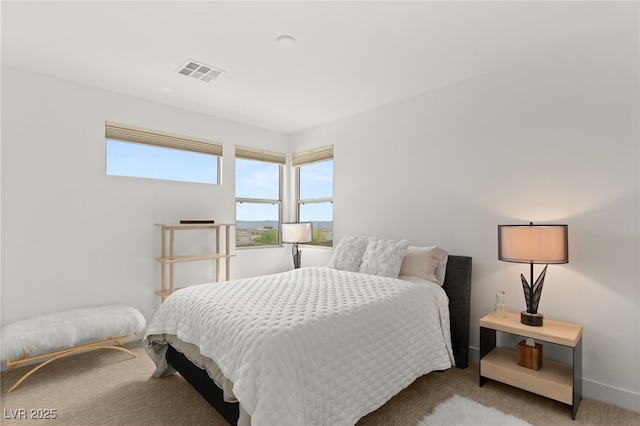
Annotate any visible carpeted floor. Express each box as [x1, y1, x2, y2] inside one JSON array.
[[1, 341, 638, 425]]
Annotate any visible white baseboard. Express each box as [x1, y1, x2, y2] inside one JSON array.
[[583, 378, 640, 413], [469, 347, 640, 413]]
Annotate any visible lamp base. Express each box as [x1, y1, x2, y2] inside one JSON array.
[[292, 244, 302, 269], [521, 311, 544, 326]]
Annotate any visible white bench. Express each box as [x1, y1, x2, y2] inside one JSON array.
[[1, 304, 146, 393]]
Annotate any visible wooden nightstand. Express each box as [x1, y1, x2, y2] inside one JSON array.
[[479, 311, 583, 419]]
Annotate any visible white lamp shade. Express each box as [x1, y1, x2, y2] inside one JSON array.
[[498, 224, 568, 264], [281, 222, 313, 243]]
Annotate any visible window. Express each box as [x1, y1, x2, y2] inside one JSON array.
[[235, 146, 285, 247], [105, 122, 221, 184], [294, 145, 334, 247]]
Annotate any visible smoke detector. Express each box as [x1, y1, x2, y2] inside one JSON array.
[[277, 35, 296, 48], [176, 59, 225, 82]]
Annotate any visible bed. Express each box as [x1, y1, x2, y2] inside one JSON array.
[[144, 241, 472, 426]]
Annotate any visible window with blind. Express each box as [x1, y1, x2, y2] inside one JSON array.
[[235, 146, 285, 248], [105, 122, 222, 185], [294, 145, 333, 247]]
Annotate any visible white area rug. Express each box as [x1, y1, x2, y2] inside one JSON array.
[[416, 394, 533, 426]]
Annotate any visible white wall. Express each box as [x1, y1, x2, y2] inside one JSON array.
[[0, 66, 291, 325], [290, 30, 639, 411]]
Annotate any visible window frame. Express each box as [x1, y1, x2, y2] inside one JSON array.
[[235, 146, 285, 249], [105, 122, 222, 185], [293, 146, 334, 248]]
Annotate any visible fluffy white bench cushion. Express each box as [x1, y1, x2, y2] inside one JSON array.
[[1, 304, 146, 361]]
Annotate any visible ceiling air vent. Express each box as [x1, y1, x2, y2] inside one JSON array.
[[176, 59, 225, 83]]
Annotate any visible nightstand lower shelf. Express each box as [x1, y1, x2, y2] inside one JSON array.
[[481, 347, 573, 404]]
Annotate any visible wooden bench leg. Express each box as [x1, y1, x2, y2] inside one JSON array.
[[5, 334, 139, 393]]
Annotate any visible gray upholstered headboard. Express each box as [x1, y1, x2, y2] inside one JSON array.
[[441, 255, 472, 369]]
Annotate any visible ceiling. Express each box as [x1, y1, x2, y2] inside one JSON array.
[[1, 1, 636, 134]]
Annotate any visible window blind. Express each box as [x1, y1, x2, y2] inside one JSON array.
[[292, 145, 333, 166], [235, 145, 286, 165], [105, 122, 222, 156]]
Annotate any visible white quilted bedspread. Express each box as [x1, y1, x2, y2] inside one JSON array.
[[144, 267, 454, 426]]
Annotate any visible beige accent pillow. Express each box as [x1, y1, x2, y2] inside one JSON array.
[[399, 246, 448, 285]]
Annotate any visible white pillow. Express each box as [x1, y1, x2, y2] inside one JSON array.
[[359, 237, 409, 278], [327, 236, 369, 272], [399, 246, 448, 285]]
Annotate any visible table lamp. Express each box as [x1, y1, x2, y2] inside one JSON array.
[[498, 223, 568, 326], [281, 222, 313, 269]]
